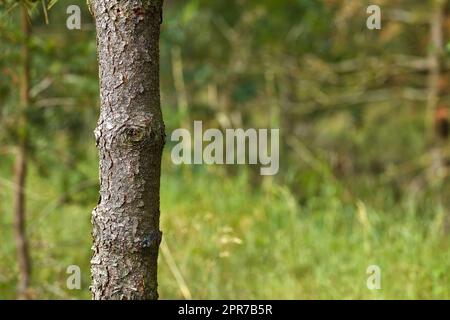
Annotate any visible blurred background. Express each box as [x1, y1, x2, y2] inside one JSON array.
[[1, 0, 450, 299]]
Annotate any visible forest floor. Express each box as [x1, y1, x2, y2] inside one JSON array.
[[1, 149, 449, 300]]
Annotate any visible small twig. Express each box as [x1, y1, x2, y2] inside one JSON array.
[[160, 237, 192, 300], [30, 76, 53, 98]]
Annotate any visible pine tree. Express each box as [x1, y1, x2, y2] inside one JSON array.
[[90, 0, 165, 300]]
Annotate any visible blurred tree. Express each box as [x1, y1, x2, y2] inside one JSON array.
[[427, 0, 446, 138], [13, 4, 31, 298]]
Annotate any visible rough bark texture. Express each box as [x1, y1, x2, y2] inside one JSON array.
[[90, 0, 165, 300], [13, 6, 32, 297]]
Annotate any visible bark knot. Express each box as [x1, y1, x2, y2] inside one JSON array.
[[124, 125, 147, 143]]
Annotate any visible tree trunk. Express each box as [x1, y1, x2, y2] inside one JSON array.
[[90, 0, 165, 300], [427, 1, 445, 136], [13, 5, 32, 298]]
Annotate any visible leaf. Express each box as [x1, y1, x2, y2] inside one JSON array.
[[181, 0, 200, 25]]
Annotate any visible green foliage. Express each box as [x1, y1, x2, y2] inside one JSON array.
[[1, 162, 449, 299], [1, 0, 450, 299]]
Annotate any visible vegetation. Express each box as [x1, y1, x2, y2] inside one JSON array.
[[1, 0, 450, 299]]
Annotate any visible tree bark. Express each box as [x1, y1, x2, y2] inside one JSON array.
[[90, 0, 165, 300], [13, 5, 32, 298]]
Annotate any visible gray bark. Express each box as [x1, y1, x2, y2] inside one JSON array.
[[90, 0, 165, 300]]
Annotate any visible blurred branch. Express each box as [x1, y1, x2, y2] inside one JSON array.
[[212, 15, 238, 44], [291, 88, 428, 115], [30, 76, 53, 98], [384, 9, 431, 24], [0, 176, 45, 201], [28, 179, 98, 235], [329, 55, 431, 74], [392, 55, 431, 71], [160, 238, 192, 300], [35, 97, 75, 108]]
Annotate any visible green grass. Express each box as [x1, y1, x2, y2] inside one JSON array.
[[0, 154, 449, 299]]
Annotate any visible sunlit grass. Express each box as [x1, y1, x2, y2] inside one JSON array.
[[0, 158, 449, 299]]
